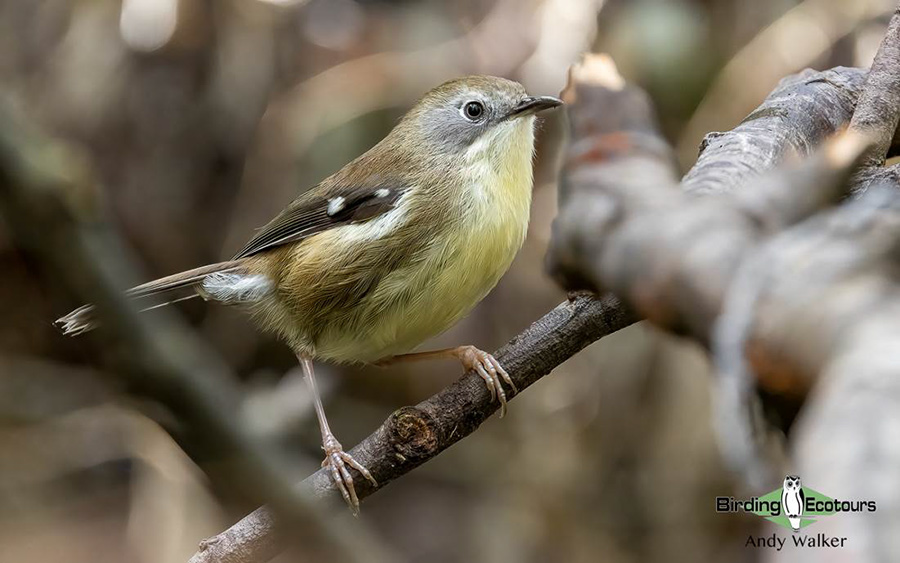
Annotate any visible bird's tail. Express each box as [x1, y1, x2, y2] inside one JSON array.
[[55, 260, 247, 336]]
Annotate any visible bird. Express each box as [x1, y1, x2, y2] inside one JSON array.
[[781, 474, 804, 531], [56, 75, 562, 514]]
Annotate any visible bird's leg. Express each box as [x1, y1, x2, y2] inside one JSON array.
[[376, 346, 517, 417], [297, 354, 376, 515]]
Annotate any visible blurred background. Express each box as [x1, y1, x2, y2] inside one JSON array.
[[0, 0, 893, 562]]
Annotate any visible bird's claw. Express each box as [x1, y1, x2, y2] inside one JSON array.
[[321, 435, 377, 516], [456, 346, 517, 417]]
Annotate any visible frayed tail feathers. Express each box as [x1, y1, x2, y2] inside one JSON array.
[[55, 261, 271, 336], [55, 304, 97, 336]]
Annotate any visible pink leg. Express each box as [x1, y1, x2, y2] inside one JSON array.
[[298, 354, 376, 515], [377, 345, 518, 417]]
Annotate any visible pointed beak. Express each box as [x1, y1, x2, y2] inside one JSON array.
[[507, 96, 563, 119]]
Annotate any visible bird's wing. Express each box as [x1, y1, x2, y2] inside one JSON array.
[[233, 183, 407, 259]]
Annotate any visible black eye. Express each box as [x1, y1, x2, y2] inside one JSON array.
[[463, 101, 485, 121]]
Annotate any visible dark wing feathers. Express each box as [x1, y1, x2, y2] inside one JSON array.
[[232, 184, 406, 259]]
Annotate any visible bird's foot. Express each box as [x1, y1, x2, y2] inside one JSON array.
[[452, 345, 518, 417], [321, 434, 377, 516], [373, 345, 518, 417]]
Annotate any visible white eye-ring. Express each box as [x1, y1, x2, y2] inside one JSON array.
[[461, 100, 485, 122]]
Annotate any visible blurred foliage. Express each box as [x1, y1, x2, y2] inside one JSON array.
[[0, 0, 891, 562]]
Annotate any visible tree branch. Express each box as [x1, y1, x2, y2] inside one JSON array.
[[549, 61, 874, 342], [546, 55, 873, 492], [715, 13, 900, 558], [546, 36, 900, 562], [715, 188, 900, 563], [190, 292, 636, 563], [849, 7, 900, 167], [682, 67, 867, 196]]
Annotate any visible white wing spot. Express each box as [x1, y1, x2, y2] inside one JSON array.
[[327, 196, 346, 217], [374, 188, 390, 198]]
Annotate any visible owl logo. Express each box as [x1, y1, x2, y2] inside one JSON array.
[[781, 475, 804, 531]]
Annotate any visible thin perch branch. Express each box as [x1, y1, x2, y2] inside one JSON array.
[[189, 293, 637, 563]]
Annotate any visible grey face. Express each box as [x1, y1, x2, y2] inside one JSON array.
[[412, 76, 561, 153]]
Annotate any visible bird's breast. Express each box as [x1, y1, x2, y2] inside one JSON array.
[[339, 127, 535, 360], [339, 170, 531, 361]]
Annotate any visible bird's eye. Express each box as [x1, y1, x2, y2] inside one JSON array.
[[462, 101, 485, 121]]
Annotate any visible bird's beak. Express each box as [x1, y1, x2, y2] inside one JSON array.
[[507, 96, 563, 119]]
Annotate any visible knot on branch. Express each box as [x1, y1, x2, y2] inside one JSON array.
[[697, 131, 725, 156], [387, 406, 439, 460]]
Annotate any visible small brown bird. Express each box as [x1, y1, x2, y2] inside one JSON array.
[[57, 75, 561, 513]]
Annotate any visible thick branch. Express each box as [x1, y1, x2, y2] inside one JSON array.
[[717, 190, 900, 563], [546, 55, 871, 494], [549, 60, 872, 343], [548, 49, 899, 561], [849, 7, 900, 166], [729, 15, 900, 558], [682, 67, 867, 196]]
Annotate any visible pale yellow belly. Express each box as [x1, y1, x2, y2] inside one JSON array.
[[312, 218, 526, 363]]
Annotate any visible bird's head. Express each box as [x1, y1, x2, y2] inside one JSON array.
[[395, 75, 562, 165]]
